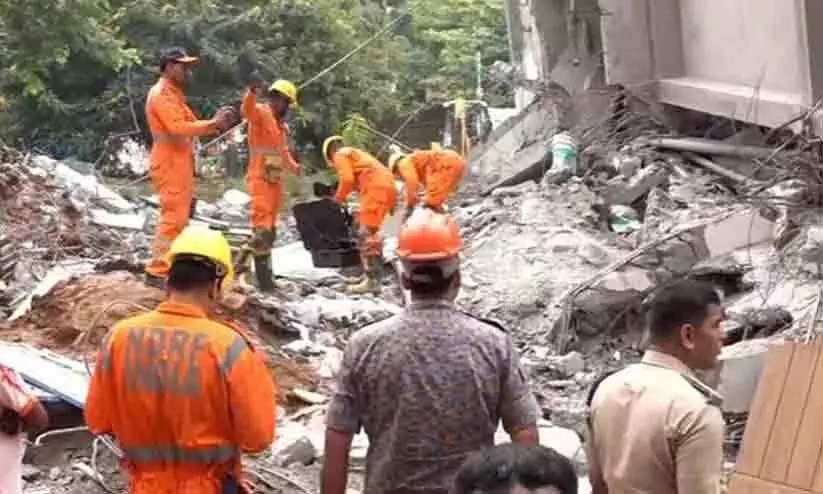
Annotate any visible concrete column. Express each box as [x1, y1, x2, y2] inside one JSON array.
[[803, 0, 823, 104], [599, 0, 653, 84]]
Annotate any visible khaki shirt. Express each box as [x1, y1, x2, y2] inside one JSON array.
[[587, 350, 724, 494]]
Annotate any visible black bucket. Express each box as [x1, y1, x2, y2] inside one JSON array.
[[292, 198, 361, 268]]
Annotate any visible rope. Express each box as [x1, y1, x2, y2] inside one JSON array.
[[201, 12, 411, 152]]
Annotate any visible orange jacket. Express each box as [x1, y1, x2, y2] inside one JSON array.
[[241, 88, 300, 180], [396, 149, 466, 207], [331, 147, 395, 204], [145, 77, 219, 183], [85, 301, 276, 493]]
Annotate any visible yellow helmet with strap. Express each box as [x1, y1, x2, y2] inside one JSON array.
[[167, 226, 235, 289], [388, 152, 407, 173], [323, 135, 344, 166], [269, 79, 298, 105]]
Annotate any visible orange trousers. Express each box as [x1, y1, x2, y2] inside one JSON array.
[[424, 155, 466, 209], [247, 176, 283, 232], [146, 171, 193, 276], [358, 182, 397, 231], [357, 183, 397, 257]]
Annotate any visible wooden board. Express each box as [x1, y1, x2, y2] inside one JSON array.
[[730, 339, 823, 493]]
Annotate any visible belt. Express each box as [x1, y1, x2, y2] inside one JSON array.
[[153, 134, 192, 144], [250, 147, 283, 157]]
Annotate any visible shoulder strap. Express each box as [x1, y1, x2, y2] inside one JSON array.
[[586, 369, 621, 408], [640, 362, 723, 407]]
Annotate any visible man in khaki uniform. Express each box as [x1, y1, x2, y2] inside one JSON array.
[[586, 280, 726, 494]]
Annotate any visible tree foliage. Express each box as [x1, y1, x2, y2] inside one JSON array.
[[0, 0, 510, 162]]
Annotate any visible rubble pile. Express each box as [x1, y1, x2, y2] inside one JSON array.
[[457, 87, 823, 431], [0, 140, 409, 492]]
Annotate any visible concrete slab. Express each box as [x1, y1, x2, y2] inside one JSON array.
[[717, 338, 776, 413], [0, 343, 89, 408], [702, 210, 776, 258]]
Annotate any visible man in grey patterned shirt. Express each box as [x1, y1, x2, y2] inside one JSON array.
[[322, 209, 540, 494]]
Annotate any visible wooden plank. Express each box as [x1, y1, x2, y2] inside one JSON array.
[[763, 343, 820, 483], [735, 343, 796, 476], [787, 340, 823, 489], [730, 473, 816, 494]]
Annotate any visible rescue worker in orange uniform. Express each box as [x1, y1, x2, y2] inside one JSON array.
[[323, 136, 398, 294], [240, 78, 301, 292], [144, 47, 235, 280], [85, 226, 276, 494], [388, 146, 466, 218]]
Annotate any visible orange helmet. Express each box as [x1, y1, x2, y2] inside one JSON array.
[[396, 209, 463, 262]]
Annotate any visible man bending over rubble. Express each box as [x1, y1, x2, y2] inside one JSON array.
[[85, 226, 275, 494], [321, 209, 539, 494], [586, 279, 725, 494], [388, 146, 467, 218]]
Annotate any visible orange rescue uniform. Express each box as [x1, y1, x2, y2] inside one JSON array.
[[145, 77, 220, 261], [85, 301, 276, 493], [241, 88, 300, 234], [331, 147, 397, 231], [397, 149, 466, 209]]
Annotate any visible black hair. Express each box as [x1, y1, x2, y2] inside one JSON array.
[[166, 256, 220, 292], [454, 443, 578, 494], [647, 279, 721, 342], [404, 264, 457, 297]]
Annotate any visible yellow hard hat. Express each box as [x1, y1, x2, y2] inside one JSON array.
[[388, 152, 407, 173], [323, 135, 343, 166], [167, 226, 235, 289], [270, 79, 298, 105]]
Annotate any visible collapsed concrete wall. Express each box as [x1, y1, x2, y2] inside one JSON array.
[[503, 0, 604, 108]]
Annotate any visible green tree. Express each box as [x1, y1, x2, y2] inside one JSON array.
[[0, 0, 511, 162]]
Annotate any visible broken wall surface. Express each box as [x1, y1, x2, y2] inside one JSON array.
[[504, 0, 604, 108], [599, 0, 823, 133]]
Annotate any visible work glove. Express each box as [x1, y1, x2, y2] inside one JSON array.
[[247, 71, 265, 91]]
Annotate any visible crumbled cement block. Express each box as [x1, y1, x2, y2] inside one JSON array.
[[547, 351, 586, 377], [495, 420, 583, 464], [717, 338, 775, 413], [601, 167, 669, 205], [702, 211, 775, 259]]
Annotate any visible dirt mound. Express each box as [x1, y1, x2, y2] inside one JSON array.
[[1, 271, 320, 404]]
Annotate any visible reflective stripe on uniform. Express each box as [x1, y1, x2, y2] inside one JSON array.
[[122, 443, 239, 463], [219, 335, 249, 379], [119, 329, 248, 396], [152, 133, 192, 144]]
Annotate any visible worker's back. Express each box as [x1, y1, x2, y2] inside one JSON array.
[[413, 149, 463, 175], [337, 146, 394, 189], [85, 300, 276, 493], [330, 300, 536, 493]]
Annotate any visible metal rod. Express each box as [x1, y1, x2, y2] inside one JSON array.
[[298, 13, 409, 90], [357, 122, 414, 152]]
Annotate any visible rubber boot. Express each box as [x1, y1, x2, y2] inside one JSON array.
[[253, 254, 275, 293], [346, 256, 381, 295]]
